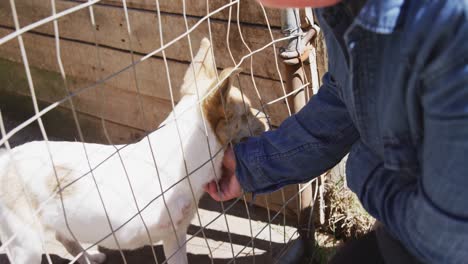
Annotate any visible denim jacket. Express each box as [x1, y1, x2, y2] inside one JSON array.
[[234, 0, 468, 263]]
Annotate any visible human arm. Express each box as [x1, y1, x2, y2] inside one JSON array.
[[205, 73, 359, 201], [233, 73, 359, 194]]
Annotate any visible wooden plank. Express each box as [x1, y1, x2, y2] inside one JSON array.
[[242, 186, 300, 218], [77, 0, 282, 28], [0, 0, 286, 81], [0, 90, 146, 145], [0, 27, 290, 125], [0, 57, 173, 132]]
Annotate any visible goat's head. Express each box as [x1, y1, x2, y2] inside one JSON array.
[[181, 38, 268, 145], [202, 68, 267, 145]]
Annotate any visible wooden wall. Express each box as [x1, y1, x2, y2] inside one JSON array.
[[0, 0, 327, 215], [0, 0, 291, 137]]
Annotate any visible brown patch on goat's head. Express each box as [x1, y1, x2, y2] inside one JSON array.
[[203, 68, 267, 145]]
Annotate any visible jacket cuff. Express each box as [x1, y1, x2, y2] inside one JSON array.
[[233, 136, 271, 194]]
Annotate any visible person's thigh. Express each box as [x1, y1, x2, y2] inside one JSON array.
[[374, 226, 423, 264], [329, 231, 385, 264]]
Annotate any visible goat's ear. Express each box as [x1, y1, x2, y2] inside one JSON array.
[[181, 38, 216, 95], [204, 67, 242, 112], [203, 67, 242, 139]]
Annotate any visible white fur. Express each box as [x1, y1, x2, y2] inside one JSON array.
[[0, 38, 242, 264]]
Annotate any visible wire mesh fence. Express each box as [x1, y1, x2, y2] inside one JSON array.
[[0, 1, 328, 263]]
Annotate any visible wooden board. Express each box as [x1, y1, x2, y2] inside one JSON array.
[[0, 27, 290, 125], [0, 0, 286, 81], [0, 57, 172, 132], [244, 187, 301, 220], [75, 0, 283, 27], [0, 90, 146, 145]]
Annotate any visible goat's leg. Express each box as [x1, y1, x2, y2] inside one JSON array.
[[163, 229, 188, 264], [0, 203, 42, 264], [55, 232, 106, 264]]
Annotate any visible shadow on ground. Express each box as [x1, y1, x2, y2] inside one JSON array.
[[0, 239, 301, 264], [0, 197, 309, 264]]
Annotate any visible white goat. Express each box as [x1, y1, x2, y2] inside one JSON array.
[[0, 38, 266, 264]]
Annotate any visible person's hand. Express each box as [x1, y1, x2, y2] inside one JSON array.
[[204, 146, 242, 201]]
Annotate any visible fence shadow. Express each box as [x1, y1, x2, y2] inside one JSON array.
[[0, 196, 308, 264], [93, 195, 307, 264], [0, 239, 303, 264]]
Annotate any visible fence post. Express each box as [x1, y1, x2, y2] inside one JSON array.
[[280, 7, 322, 261]]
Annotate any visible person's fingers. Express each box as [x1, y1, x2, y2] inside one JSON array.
[[206, 173, 240, 202], [204, 181, 213, 193], [224, 146, 237, 166], [205, 146, 241, 202], [223, 172, 240, 199], [205, 180, 222, 201]]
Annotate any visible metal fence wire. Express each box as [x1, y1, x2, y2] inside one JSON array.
[[0, 1, 328, 263]]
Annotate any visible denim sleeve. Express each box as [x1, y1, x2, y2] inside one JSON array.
[[234, 73, 359, 194], [347, 9, 468, 263]]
